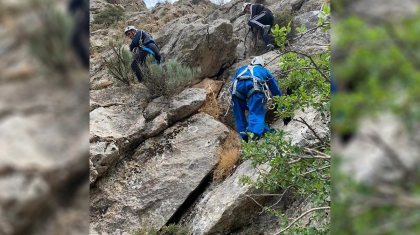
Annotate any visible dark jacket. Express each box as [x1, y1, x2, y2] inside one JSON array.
[[129, 30, 156, 52], [250, 4, 272, 19]]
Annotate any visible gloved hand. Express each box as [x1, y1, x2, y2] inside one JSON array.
[[283, 116, 292, 126]]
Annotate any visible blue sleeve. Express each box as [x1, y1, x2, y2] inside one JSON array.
[[266, 70, 281, 97], [232, 69, 240, 80]]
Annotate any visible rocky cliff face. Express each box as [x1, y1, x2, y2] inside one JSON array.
[[89, 0, 330, 234], [0, 1, 89, 234]]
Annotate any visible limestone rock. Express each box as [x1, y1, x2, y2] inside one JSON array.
[[90, 88, 206, 184], [340, 113, 420, 185], [289, 10, 330, 55], [190, 161, 270, 235], [90, 113, 229, 234], [90, 84, 150, 111], [154, 16, 238, 79], [143, 88, 206, 122], [271, 106, 330, 147]]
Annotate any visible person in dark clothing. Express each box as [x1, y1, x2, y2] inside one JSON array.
[[242, 3, 275, 52], [124, 26, 162, 82], [68, 0, 89, 68]]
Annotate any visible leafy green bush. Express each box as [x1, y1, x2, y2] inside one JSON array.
[[142, 56, 200, 97], [102, 40, 135, 86], [93, 5, 124, 26], [331, 4, 420, 235], [29, 7, 75, 75]]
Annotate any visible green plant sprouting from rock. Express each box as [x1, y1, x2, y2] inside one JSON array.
[[142, 55, 200, 97], [29, 6, 75, 75], [103, 40, 135, 86]]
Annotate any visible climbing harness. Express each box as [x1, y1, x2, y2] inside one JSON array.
[[230, 65, 271, 102]]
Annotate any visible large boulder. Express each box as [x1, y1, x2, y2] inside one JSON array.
[[271, 106, 330, 147], [339, 113, 420, 185], [189, 161, 271, 235], [0, 77, 89, 235], [154, 16, 238, 79], [143, 88, 207, 122], [289, 10, 331, 55], [90, 113, 229, 234], [90, 84, 150, 111], [90, 88, 206, 185]]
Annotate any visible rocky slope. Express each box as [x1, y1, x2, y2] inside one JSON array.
[[89, 0, 330, 234], [0, 1, 89, 234]]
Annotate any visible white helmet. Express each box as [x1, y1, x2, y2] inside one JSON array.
[[124, 26, 136, 34], [251, 56, 265, 67], [242, 2, 251, 12]]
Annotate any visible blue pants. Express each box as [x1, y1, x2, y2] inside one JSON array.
[[232, 80, 266, 139]]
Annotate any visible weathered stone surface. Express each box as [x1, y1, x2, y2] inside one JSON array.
[[143, 88, 206, 122], [154, 16, 238, 79], [344, 0, 418, 22], [340, 113, 420, 185], [89, 105, 146, 184], [289, 11, 330, 55], [144, 112, 169, 137], [0, 173, 50, 235], [89, 84, 150, 111], [32, 179, 90, 235], [271, 106, 330, 147], [90, 106, 146, 140], [0, 76, 89, 235], [192, 78, 224, 96], [90, 159, 99, 185], [90, 113, 229, 234], [90, 88, 206, 185], [90, 141, 120, 181], [190, 161, 270, 235]]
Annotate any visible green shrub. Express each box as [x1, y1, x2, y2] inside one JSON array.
[[142, 56, 200, 97], [102, 40, 135, 86], [93, 5, 124, 26], [160, 224, 189, 235], [29, 7, 75, 75]]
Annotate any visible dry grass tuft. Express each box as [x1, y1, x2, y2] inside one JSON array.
[[213, 131, 242, 182], [196, 79, 223, 119], [199, 92, 220, 119]]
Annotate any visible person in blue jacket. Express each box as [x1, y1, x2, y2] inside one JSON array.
[[242, 3, 275, 52], [124, 26, 162, 82], [230, 56, 282, 142]]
